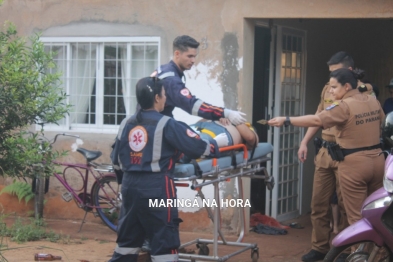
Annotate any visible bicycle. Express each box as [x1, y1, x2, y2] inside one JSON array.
[[39, 133, 121, 232]]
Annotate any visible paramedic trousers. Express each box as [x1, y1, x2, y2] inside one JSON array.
[[338, 149, 384, 225], [109, 172, 181, 262], [311, 147, 348, 254]]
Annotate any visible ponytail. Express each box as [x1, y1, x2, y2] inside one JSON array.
[[136, 109, 143, 123], [134, 77, 164, 123]]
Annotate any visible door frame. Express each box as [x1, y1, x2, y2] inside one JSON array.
[[266, 25, 307, 221]]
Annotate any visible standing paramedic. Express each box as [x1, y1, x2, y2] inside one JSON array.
[[109, 77, 227, 262], [269, 68, 384, 261], [297, 51, 373, 262], [151, 35, 246, 126]]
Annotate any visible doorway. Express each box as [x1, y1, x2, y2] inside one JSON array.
[[250, 18, 393, 221], [251, 26, 271, 215], [252, 24, 306, 221]]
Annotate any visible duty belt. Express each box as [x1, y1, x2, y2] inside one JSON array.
[[322, 140, 336, 148], [341, 144, 381, 157]]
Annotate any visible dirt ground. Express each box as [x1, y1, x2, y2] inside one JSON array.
[[0, 213, 316, 262]]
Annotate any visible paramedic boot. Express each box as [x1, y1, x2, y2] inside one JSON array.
[[141, 239, 151, 253], [301, 249, 326, 262]]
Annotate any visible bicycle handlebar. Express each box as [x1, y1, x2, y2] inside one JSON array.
[[51, 133, 80, 146]]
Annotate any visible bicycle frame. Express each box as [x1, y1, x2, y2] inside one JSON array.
[[30, 133, 120, 232], [54, 162, 94, 207], [52, 160, 120, 232]]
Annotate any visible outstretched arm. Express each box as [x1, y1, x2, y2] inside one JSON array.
[[268, 115, 322, 128], [164, 77, 246, 125]]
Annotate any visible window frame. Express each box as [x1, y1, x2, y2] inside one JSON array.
[[40, 36, 161, 134]]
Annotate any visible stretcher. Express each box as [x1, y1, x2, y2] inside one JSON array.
[[174, 142, 274, 262]]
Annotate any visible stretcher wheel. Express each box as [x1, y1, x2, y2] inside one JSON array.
[[251, 247, 259, 262], [265, 176, 275, 191], [197, 243, 209, 256]]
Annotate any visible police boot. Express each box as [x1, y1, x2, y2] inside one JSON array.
[[301, 249, 326, 262]]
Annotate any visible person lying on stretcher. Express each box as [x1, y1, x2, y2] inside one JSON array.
[[179, 118, 259, 163]]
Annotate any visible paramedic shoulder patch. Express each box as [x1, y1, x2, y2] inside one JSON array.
[[326, 101, 339, 110], [128, 126, 148, 152], [180, 88, 191, 97]]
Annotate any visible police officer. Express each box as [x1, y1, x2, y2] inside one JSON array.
[[151, 35, 246, 126], [109, 77, 227, 262], [297, 51, 374, 262], [269, 68, 384, 232]]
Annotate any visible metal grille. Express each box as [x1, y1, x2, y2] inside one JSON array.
[[270, 27, 306, 221]]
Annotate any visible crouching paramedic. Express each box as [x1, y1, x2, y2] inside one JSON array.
[[109, 77, 225, 262]]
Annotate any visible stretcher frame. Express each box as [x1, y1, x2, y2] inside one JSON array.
[[174, 144, 273, 262]]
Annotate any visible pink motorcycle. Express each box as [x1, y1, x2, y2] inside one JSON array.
[[324, 113, 393, 262]]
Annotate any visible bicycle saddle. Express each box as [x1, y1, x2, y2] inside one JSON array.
[[77, 148, 102, 162]]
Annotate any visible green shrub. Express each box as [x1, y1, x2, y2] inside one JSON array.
[[0, 217, 63, 244], [0, 181, 34, 204]]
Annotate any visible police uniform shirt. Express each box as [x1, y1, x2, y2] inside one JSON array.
[[156, 61, 225, 120], [317, 83, 337, 142], [317, 80, 376, 143], [317, 89, 384, 149]]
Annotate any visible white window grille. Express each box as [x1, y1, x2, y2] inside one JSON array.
[[41, 37, 160, 133]]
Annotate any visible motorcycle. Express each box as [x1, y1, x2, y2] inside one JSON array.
[[323, 148, 393, 262]]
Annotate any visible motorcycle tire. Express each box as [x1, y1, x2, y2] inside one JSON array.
[[324, 242, 391, 262]]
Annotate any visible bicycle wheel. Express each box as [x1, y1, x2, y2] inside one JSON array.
[[92, 175, 121, 232]]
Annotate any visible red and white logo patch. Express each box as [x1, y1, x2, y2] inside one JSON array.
[[128, 126, 148, 152], [180, 88, 190, 96], [186, 129, 197, 138]]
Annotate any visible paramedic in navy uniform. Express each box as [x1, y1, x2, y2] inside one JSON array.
[[109, 77, 227, 262], [152, 35, 246, 126]]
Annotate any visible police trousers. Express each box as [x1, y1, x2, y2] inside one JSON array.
[[109, 173, 181, 262], [311, 147, 347, 253], [338, 149, 384, 225]]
